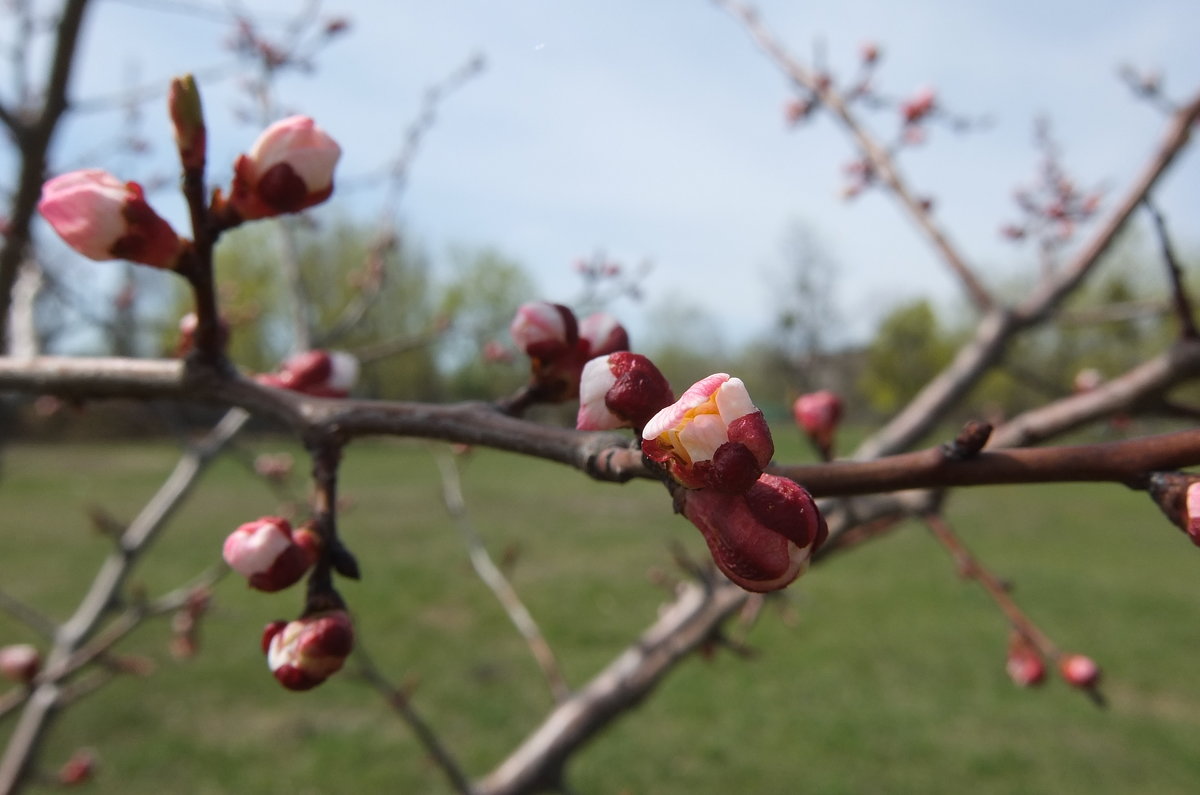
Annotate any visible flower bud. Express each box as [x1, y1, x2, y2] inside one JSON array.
[[0, 643, 41, 684], [1059, 653, 1100, 689], [39, 170, 183, 268], [681, 473, 826, 592], [578, 312, 629, 358], [510, 301, 578, 361], [793, 390, 842, 457], [643, 374, 774, 493], [1186, 482, 1200, 546], [57, 748, 97, 785], [227, 115, 341, 220], [1005, 634, 1045, 687], [223, 516, 318, 592], [263, 610, 354, 691], [900, 86, 936, 124], [256, 350, 359, 397], [576, 352, 674, 433]]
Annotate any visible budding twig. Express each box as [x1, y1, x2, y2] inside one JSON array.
[[1144, 199, 1197, 339]]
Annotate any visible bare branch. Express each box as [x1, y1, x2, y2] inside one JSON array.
[[1144, 199, 1197, 339], [434, 448, 571, 704], [475, 580, 748, 795], [715, 0, 994, 313]]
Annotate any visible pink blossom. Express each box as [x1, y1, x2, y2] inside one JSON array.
[[223, 516, 318, 592], [227, 115, 341, 220], [38, 169, 182, 268], [643, 374, 773, 493], [263, 610, 354, 691], [576, 352, 674, 433], [680, 474, 826, 592]]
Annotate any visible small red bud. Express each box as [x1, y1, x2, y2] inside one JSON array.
[[1059, 653, 1100, 689]]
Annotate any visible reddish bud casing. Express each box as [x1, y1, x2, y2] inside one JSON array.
[[223, 516, 318, 592], [263, 610, 354, 691]]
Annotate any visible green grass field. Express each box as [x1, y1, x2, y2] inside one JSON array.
[[2, 435, 1199, 794]]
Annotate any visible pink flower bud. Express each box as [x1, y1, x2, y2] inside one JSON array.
[[793, 390, 842, 455], [643, 374, 774, 493], [256, 350, 359, 397], [262, 610, 354, 690], [227, 115, 341, 220], [578, 312, 629, 358], [900, 86, 936, 124], [681, 474, 826, 592], [38, 169, 183, 268], [58, 748, 97, 786], [1186, 482, 1200, 546], [1005, 635, 1045, 687], [576, 352, 674, 433], [223, 516, 318, 592], [509, 301, 578, 361], [860, 41, 880, 64], [0, 643, 41, 683], [1059, 653, 1100, 689]]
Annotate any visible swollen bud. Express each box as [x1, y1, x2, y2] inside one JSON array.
[[793, 390, 842, 459], [1059, 653, 1100, 689], [223, 516, 319, 592], [38, 170, 183, 269], [1005, 634, 1045, 688], [576, 352, 674, 434], [681, 473, 826, 592], [0, 643, 41, 684], [256, 350, 359, 397], [263, 610, 354, 691], [225, 115, 341, 220]]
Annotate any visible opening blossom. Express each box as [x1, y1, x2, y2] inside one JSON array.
[[223, 516, 319, 592], [38, 169, 183, 268], [263, 610, 354, 691], [642, 374, 773, 493], [226, 115, 341, 220]]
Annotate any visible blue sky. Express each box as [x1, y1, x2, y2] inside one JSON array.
[[12, 0, 1200, 349]]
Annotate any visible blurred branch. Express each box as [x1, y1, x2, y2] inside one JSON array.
[[0, 0, 92, 354], [353, 643, 474, 795], [434, 448, 571, 704], [0, 407, 248, 793], [1144, 199, 1197, 339], [475, 580, 749, 795], [715, 0, 993, 313]]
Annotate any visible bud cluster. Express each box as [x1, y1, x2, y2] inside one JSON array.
[[640, 374, 827, 592], [510, 301, 630, 402]]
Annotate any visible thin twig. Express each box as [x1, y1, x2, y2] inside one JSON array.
[[1144, 199, 1198, 339], [353, 642, 475, 795], [433, 448, 571, 703]]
